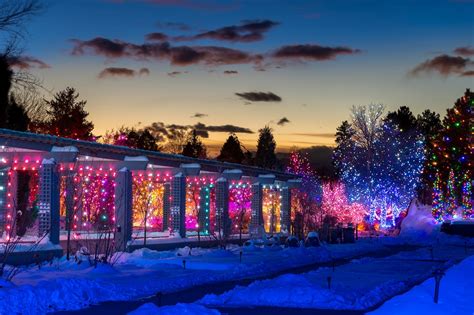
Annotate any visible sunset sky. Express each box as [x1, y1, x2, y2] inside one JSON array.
[[16, 0, 474, 154]]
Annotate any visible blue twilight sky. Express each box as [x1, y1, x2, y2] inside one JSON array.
[[14, 0, 474, 153]]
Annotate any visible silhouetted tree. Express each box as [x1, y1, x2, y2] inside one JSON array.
[[333, 120, 355, 178], [182, 129, 207, 158], [0, 1, 42, 37], [103, 127, 160, 151], [6, 95, 29, 131], [136, 129, 159, 151], [217, 133, 245, 164], [385, 106, 418, 132], [42, 87, 94, 140], [255, 126, 277, 169], [0, 55, 12, 128]]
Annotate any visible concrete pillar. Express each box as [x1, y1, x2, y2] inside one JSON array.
[[171, 173, 186, 238], [162, 182, 171, 232], [215, 178, 230, 237], [0, 167, 11, 236], [114, 168, 133, 251], [198, 185, 211, 235], [280, 187, 291, 235], [38, 159, 60, 244], [250, 182, 263, 236]]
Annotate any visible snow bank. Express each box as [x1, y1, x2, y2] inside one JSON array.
[[369, 255, 474, 315], [128, 303, 220, 315], [400, 199, 438, 239]]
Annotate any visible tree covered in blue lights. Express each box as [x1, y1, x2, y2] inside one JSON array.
[[333, 104, 425, 227]]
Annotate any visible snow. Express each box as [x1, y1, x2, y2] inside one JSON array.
[[369, 255, 474, 315], [0, 239, 61, 252], [128, 303, 220, 315], [199, 245, 471, 311], [124, 156, 149, 162], [51, 146, 78, 153], [0, 238, 414, 314], [400, 199, 438, 239]]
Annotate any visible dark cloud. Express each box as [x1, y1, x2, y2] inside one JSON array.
[[98, 67, 150, 79], [167, 71, 185, 76], [235, 91, 282, 102], [156, 21, 191, 31], [454, 46, 474, 56], [145, 32, 169, 41], [272, 44, 361, 61], [147, 121, 253, 140], [174, 20, 279, 43], [409, 54, 473, 76], [138, 67, 150, 75], [223, 70, 238, 74], [194, 122, 253, 134], [191, 112, 208, 118], [461, 70, 474, 76], [7, 56, 50, 69], [71, 37, 260, 67], [277, 117, 290, 126]]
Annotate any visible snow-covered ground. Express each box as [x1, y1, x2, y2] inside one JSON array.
[[0, 237, 430, 315], [199, 245, 471, 311], [368, 255, 474, 315], [128, 303, 220, 315], [1, 200, 472, 315]]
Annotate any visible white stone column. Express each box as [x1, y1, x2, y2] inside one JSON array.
[[38, 159, 60, 244], [171, 173, 186, 238]]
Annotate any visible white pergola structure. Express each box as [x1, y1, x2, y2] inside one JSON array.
[[0, 129, 301, 251]]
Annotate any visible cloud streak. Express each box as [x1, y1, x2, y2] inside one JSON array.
[[71, 37, 261, 67], [277, 117, 290, 126], [191, 112, 208, 118], [98, 67, 150, 78], [454, 46, 474, 56], [272, 44, 361, 61], [409, 54, 473, 77], [7, 56, 50, 69], [236, 91, 282, 102], [145, 32, 169, 41], [148, 121, 253, 139], [174, 20, 279, 43]]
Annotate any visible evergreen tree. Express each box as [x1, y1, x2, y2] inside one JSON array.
[[217, 133, 245, 164], [182, 130, 207, 158], [333, 120, 355, 178], [461, 173, 472, 219], [432, 89, 473, 206], [385, 106, 417, 132], [6, 95, 30, 131], [136, 129, 159, 151], [255, 126, 277, 169], [0, 56, 12, 128], [43, 87, 94, 140]]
